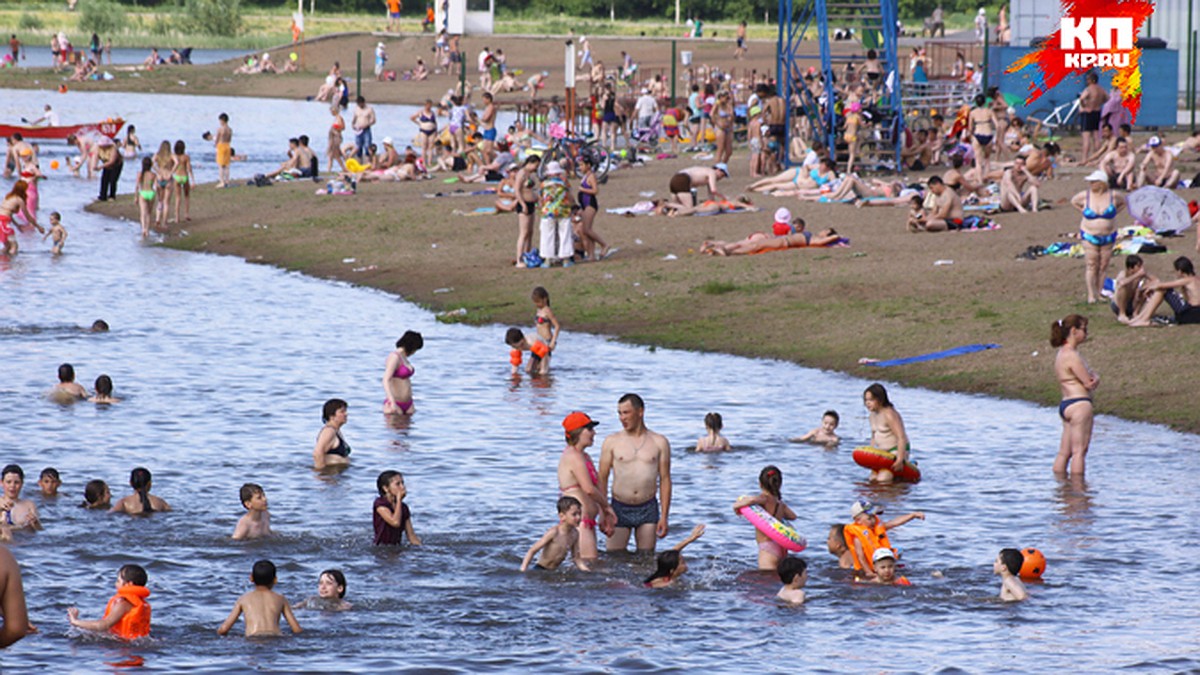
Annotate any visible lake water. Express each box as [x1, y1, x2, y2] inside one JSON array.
[[2, 90, 1199, 672], [15, 47, 248, 70]]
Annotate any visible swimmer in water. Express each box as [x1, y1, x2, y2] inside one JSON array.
[[827, 524, 854, 568], [383, 331, 423, 416], [373, 470, 421, 546], [88, 374, 121, 404], [557, 411, 616, 560], [732, 466, 797, 571], [313, 398, 352, 470], [37, 468, 60, 498], [520, 495, 589, 572], [776, 557, 808, 604], [91, 319, 110, 332], [695, 412, 731, 452], [995, 548, 1029, 602], [232, 483, 271, 540], [867, 548, 910, 585], [0, 465, 42, 533], [217, 560, 303, 637], [80, 480, 111, 509], [53, 363, 88, 401], [66, 564, 152, 640], [792, 409, 840, 445], [862, 383, 910, 483], [293, 569, 351, 611], [1051, 315, 1098, 476], [110, 467, 171, 514], [643, 524, 706, 588]]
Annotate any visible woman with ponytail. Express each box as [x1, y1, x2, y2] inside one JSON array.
[[111, 467, 171, 514], [1050, 315, 1098, 475]]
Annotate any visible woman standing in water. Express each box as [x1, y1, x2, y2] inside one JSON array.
[[556, 412, 615, 560], [1051, 315, 1098, 475], [313, 398, 352, 470], [382, 331, 423, 415], [0, 181, 38, 256], [862, 383, 910, 484]]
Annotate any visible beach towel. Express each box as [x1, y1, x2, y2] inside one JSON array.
[[451, 207, 498, 216], [862, 343, 1001, 368], [423, 189, 496, 198]]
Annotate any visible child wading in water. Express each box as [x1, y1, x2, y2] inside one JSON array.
[[293, 569, 352, 611], [373, 470, 421, 546], [694, 412, 731, 452], [776, 557, 808, 604], [531, 287, 560, 370], [217, 560, 302, 637], [520, 496, 589, 572], [505, 327, 551, 376], [644, 524, 706, 588], [995, 548, 1029, 601], [42, 211, 66, 254], [732, 466, 798, 570], [793, 409, 840, 445], [67, 564, 151, 640], [232, 483, 272, 540]]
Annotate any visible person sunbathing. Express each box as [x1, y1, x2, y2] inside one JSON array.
[[661, 194, 756, 217], [701, 224, 841, 255]]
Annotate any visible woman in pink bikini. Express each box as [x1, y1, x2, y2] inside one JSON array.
[[0, 181, 38, 256], [383, 331, 423, 415], [556, 411, 616, 560]]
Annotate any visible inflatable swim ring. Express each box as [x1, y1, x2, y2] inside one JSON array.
[[738, 502, 806, 553], [1020, 547, 1046, 579], [852, 446, 921, 482]]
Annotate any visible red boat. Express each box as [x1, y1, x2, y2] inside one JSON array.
[[0, 118, 125, 141]]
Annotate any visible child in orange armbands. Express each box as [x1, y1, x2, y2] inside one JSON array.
[[505, 327, 552, 375]]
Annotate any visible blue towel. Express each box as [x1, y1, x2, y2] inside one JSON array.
[[865, 343, 1001, 368]]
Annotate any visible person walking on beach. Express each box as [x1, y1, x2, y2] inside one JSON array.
[[214, 113, 232, 188], [1051, 315, 1097, 476], [599, 393, 672, 553], [352, 96, 376, 160]]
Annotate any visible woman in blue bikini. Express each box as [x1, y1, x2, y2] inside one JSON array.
[[1051, 315, 1098, 476], [1071, 170, 1126, 303]]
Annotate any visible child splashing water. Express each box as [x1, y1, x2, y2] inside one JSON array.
[[531, 287, 560, 369], [694, 412, 730, 452], [731, 466, 798, 570]]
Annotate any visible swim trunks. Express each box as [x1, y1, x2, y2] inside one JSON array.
[[1079, 229, 1117, 246], [482, 128, 497, 142], [669, 172, 691, 194], [612, 496, 659, 529], [1165, 290, 1200, 324], [1058, 397, 1092, 420], [1081, 110, 1101, 132], [216, 142, 231, 167]]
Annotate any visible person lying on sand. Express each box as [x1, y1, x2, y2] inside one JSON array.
[[700, 225, 841, 256]]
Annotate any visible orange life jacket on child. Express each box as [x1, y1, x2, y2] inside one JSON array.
[[843, 521, 894, 573], [104, 585, 151, 640]]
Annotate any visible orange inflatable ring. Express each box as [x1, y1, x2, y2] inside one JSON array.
[[1020, 547, 1046, 579], [852, 446, 921, 482]]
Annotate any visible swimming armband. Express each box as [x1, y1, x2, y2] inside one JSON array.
[[531, 341, 550, 359], [510, 350, 523, 366]]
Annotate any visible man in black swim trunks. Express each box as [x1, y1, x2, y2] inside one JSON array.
[[1079, 72, 1108, 165], [599, 393, 672, 553]]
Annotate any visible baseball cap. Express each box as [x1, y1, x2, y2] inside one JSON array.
[[1148, 135, 1162, 147], [873, 547, 896, 563], [562, 411, 599, 434], [714, 162, 729, 176], [774, 207, 792, 223], [850, 498, 883, 518]]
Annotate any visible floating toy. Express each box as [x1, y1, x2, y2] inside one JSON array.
[[50, 160, 60, 170], [1020, 547, 1046, 579], [58, 84, 68, 94], [852, 446, 921, 482], [738, 501, 806, 552], [344, 158, 366, 173]]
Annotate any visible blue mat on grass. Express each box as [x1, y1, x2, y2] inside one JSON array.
[[864, 343, 1001, 368]]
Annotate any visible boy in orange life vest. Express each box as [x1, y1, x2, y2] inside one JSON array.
[[67, 564, 151, 639], [843, 499, 925, 578], [869, 548, 911, 586]]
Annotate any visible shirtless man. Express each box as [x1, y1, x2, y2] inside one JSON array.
[[479, 92, 497, 164], [1098, 137, 1136, 190], [1083, 124, 1116, 166], [217, 560, 302, 637], [1024, 142, 1059, 178], [53, 363, 88, 400], [922, 176, 964, 232], [599, 394, 672, 553], [214, 113, 233, 188], [1137, 136, 1181, 188], [998, 156, 1040, 213], [1078, 72, 1108, 163], [761, 86, 786, 166], [351, 96, 376, 160], [1128, 256, 1200, 326], [0, 546, 30, 647], [668, 163, 728, 208]]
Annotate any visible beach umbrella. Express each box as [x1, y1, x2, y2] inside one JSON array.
[[1126, 186, 1192, 234]]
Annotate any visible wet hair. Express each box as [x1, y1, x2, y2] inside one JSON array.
[[119, 564, 148, 587], [1050, 314, 1087, 347], [504, 327, 525, 346], [531, 286, 550, 305], [556, 495, 581, 514], [91, 319, 110, 332], [174, 140, 186, 154], [777, 556, 808, 584], [239, 483, 264, 507], [1125, 254, 1143, 270], [864, 383, 892, 407], [999, 548, 1024, 576], [704, 412, 723, 432], [1, 465, 23, 481], [759, 465, 783, 499], [252, 560, 277, 587], [376, 470, 402, 496], [130, 467, 154, 513], [321, 569, 347, 598], [40, 467, 60, 482], [322, 398, 348, 423], [219, 113, 229, 122], [299, 135, 309, 147], [94, 374, 113, 397], [1175, 256, 1195, 276], [619, 393, 645, 410], [396, 330, 424, 354], [823, 410, 840, 425], [58, 363, 76, 383], [828, 523, 847, 549], [644, 550, 682, 585], [1043, 142, 1061, 156], [82, 479, 109, 508]]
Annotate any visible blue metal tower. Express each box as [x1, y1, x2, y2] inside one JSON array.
[[776, 0, 904, 169]]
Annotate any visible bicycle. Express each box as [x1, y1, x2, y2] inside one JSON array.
[[536, 131, 612, 181], [1026, 97, 1080, 139]]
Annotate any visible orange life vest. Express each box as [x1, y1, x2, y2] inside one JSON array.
[[105, 585, 151, 640], [843, 521, 894, 573]]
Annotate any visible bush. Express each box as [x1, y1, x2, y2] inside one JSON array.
[[78, 0, 125, 35], [183, 0, 243, 36], [18, 12, 43, 30]]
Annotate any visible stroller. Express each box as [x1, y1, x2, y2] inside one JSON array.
[[632, 112, 664, 152]]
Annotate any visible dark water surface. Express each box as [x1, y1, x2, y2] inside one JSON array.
[[1, 91, 1198, 672]]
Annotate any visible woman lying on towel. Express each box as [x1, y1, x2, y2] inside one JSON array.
[[661, 194, 757, 217], [700, 221, 841, 256]]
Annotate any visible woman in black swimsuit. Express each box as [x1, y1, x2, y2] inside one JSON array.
[[314, 398, 352, 470], [513, 154, 540, 267], [574, 156, 609, 261]]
